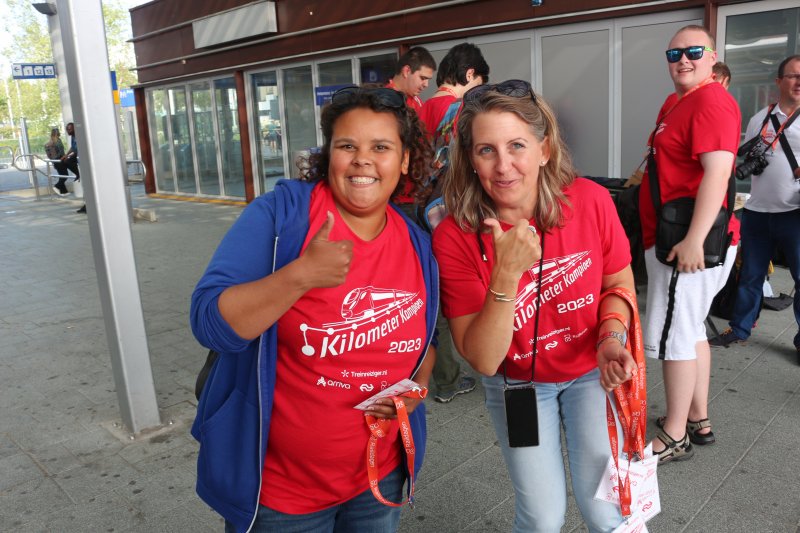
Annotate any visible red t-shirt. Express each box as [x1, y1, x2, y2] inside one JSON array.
[[261, 182, 428, 513], [433, 178, 631, 382], [638, 82, 741, 249], [385, 79, 422, 114], [418, 94, 458, 138]]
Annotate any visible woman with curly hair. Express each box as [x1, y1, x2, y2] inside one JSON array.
[[433, 80, 637, 532], [190, 86, 437, 532]]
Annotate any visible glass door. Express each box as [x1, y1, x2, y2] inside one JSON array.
[[214, 77, 245, 198], [282, 66, 316, 179], [251, 71, 285, 193], [190, 82, 220, 196]]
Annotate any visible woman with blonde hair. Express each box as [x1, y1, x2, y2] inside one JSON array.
[[433, 80, 637, 532]]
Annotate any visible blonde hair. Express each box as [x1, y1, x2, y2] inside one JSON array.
[[444, 90, 575, 232]]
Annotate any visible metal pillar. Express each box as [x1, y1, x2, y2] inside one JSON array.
[[34, 2, 72, 122], [53, 0, 160, 433]]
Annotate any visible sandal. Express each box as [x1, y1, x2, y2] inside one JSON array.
[[687, 418, 715, 446], [656, 416, 716, 446], [654, 428, 694, 464]]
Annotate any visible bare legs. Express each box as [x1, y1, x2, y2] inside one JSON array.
[[652, 340, 711, 452]]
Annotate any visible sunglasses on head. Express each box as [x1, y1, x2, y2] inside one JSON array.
[[330, 86, 406, 109], [463, 79, 538, 105], [665, 46, 714, 63]]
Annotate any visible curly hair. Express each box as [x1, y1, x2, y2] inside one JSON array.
[[299, 87, 433, 204], [443, 88, 575, 233]]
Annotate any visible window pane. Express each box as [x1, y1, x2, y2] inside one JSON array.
[[214, 77, 245, 198], [190, 82, 220, 195], [359, 53, 396, 84], [541, 30, 609, 177], [319, 60, 353, 86], [147, 89, 175, 192], [725, 8, 800, 132], [169, 87, 195, 193], [252, 71, 285, 193], [282, 66, 317, 178]]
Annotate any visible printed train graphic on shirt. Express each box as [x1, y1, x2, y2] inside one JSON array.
[[513, 250, 593, 331], [300, 286, 424, 358]]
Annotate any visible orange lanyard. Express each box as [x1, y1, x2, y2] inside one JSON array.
[[598, 287, 647, 518], [437, 86, 459, 99], [648, 76, 716, 149], [759, 104, 796, 151], [364, 387, 427, 507]]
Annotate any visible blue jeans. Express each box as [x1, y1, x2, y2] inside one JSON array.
[[483, 368, 623, 533], [226, 467, 404, 533], [730, 208, 800, 347]]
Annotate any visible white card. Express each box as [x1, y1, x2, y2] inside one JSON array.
[[353, 378, 422, 410], [595, 443, 660, 523]]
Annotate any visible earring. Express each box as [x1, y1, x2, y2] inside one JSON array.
[[540, 161, 547, 166], [472, 168, 477, 174]]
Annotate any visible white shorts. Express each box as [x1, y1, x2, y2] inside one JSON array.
[[643, 245, 736, 361]]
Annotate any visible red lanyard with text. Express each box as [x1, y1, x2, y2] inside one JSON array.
[[364, 387, 427, 507], [598, 287, 647, 518]]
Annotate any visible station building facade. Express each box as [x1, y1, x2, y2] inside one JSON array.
[[129, 0, 800, 203]]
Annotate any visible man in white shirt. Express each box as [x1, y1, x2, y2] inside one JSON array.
[[711, 55, 800, 363]]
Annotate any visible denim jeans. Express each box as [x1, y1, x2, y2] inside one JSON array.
[[226, 467, 404, 533], [730, 208, 800, 347], [484, 368, 623, 533]]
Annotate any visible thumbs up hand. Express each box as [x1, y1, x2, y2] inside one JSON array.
[[483, 218, 541, 278], [299, 211, 354, 288]]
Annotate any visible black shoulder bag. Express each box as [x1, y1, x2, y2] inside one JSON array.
[[648, 130, 734, 269]]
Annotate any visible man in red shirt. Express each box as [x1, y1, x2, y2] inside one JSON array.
[[386, 46, 436, 115], [639, 25, 740, 464]]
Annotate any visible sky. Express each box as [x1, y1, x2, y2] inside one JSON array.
[[0, 0, 150, 74]]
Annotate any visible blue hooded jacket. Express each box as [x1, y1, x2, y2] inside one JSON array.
[[190, 179, 438, 532]]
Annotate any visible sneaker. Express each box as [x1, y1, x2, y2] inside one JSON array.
[[434, 375, 476, 403], [53, 186, 67, 196], [709, 328, 745, 348], [76, 205, 86, 214]]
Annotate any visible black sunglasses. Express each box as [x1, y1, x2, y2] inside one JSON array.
[[330, 86, 406, 109], [463, 79, 537, 105], [665, 46, 714, 63]]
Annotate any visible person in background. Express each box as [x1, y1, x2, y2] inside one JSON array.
[[434, 79, 636, 532], [64, 122, 86, 214], [386, 46, 437, 115], [710, 55, 800, 365], [190, 86, 438, 533], [713, 61, 731, 89], [44, 128, 69, 195], [639, 25, 740, 463], [418, 42, 489, 137], [388, 47, 437, 212]]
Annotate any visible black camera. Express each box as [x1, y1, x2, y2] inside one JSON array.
[[735, 135, 769, 180]]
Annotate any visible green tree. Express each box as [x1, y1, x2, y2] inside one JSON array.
[[0, 0, 139, 149]]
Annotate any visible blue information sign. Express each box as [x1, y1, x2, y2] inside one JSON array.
[[12, 63, 57, 79], [119, 88, 136, 108], [314, 84, 351, 106]]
